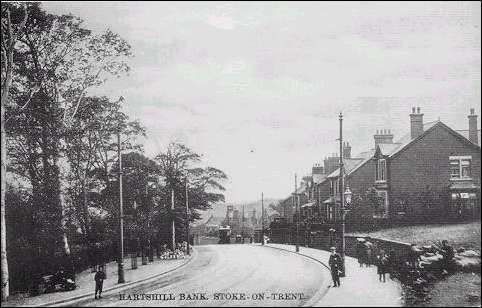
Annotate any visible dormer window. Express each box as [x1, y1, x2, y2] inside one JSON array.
[[376, 159, 387, 182], [450, 156, 472, 180]]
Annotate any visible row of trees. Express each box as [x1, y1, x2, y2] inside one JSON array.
[[1, 3, 227, 300]]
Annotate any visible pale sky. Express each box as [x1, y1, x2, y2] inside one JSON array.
[[42, 1, 481, 203]]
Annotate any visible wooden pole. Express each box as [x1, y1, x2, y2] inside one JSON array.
[[261, 193, 264, 245], [185, 178, 190, 255], [117, 132, 125, 283], [295, 173, 299, 252], [171, 189, 175, 251]]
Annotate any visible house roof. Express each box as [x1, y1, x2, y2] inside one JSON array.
[[388, 120, 480, 159], [455, 129, 481, 146], [326, 158, 365, 178], [325, 119, 480, 180]]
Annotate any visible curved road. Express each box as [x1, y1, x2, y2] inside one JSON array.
[[73, 245, 329, 307]]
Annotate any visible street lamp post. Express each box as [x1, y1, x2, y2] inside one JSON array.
[[338, 112, 345, 276], [185, 177, 190, 256], [295, 173, 300, 253], [117, 132, 125, 283], [338, 112, 353, 277]]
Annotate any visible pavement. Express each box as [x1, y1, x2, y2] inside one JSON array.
[[4, 244, 403, 307], [264, 243, 404, 307], [4, 250, 196, 307]]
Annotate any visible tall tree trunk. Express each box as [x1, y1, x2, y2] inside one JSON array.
[[1, 29, 13, 301], [1, 100, 10, 301]]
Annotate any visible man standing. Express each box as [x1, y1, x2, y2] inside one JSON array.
[[94, 266, 106, 299], [329, 246, 343, 287], [439, 240, 455, 273]]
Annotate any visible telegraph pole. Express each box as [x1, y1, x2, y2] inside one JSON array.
[[261, 193, 264, 245], [171, 189, 176, 251], [295, 173, 299, 253], [185, 177, 190, 255], [117, 132, 125, 283], [339, 112, 346, 276], [242, 205, 245, 241]]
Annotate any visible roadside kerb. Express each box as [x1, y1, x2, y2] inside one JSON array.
[[259, 244, 332, 307], [33, 247, 198, 307]]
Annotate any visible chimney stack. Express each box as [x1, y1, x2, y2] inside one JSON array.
[[468, 108, 478, 145], [312, 164, 324, 184], [374, 129, 394, 148], [410, 106, 424, 139], [343, 142, 352, 159]]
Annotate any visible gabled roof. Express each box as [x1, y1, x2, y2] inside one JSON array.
[[456, 129, 481, 147], [326, 158, 365, 178], [325, 119, 480, 180], [389, 120, 480, 159], [325, 149, 375, 180]]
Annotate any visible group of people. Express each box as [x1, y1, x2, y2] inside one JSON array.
[[356, 238, 392, 283], [159, 242, 190, 259], [329, 238, 456, 288]]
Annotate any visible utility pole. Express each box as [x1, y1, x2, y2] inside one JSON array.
[[171, 189, 175, 251], [185, 177, 190, 255], [242, 205, 245, 241], [261, 193, 264, 245], [295, 173, 299, 253], [339, 112, 346, 277], [117, 132, 125, 283]]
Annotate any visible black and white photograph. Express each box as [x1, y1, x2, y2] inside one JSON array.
[[1, 1, 481, 307]]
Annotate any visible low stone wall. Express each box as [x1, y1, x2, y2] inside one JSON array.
[[344, 235, 412, 265]]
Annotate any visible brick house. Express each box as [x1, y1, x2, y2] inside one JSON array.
[[320, 107, 481, 227]]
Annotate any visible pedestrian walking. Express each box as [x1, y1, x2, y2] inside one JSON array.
[[364, 239, 374, 267], [94, 266, 106, 299], [356, 238, 366, 267], [328, 246, 343, 287], [377, 251, 389, 282], [387, 249, 396, 280]]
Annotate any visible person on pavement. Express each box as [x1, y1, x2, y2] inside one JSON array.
[[377, 251, 389, 282], [364, 239, 374, 267], [356, 238, 366, 267], [94, 266, 106, 299], [328, 246, 343, 287]]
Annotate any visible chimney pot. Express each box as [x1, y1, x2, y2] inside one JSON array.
[[410, 107, 424, 139], [468, 108, 478, 144], [412, 107, 416, 113]]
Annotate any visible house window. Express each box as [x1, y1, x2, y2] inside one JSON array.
[[328, 206, 333, 221], [376, 159, 387, 182], [375, 190, 389, 218], [449, 156, 472, 179]]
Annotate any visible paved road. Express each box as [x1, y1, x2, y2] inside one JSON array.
[[71, 244, 329, 307]]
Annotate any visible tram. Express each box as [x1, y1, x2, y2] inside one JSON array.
[[218, 225, 231, 244]]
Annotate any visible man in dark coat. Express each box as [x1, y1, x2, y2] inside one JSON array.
[[328, 246, 343, 287], [439, 240, 455, 273], [94, 266, 106, 299]]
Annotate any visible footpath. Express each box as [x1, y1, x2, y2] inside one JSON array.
[[264, 243, 403, 307], [4, 249, 196, 307]]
